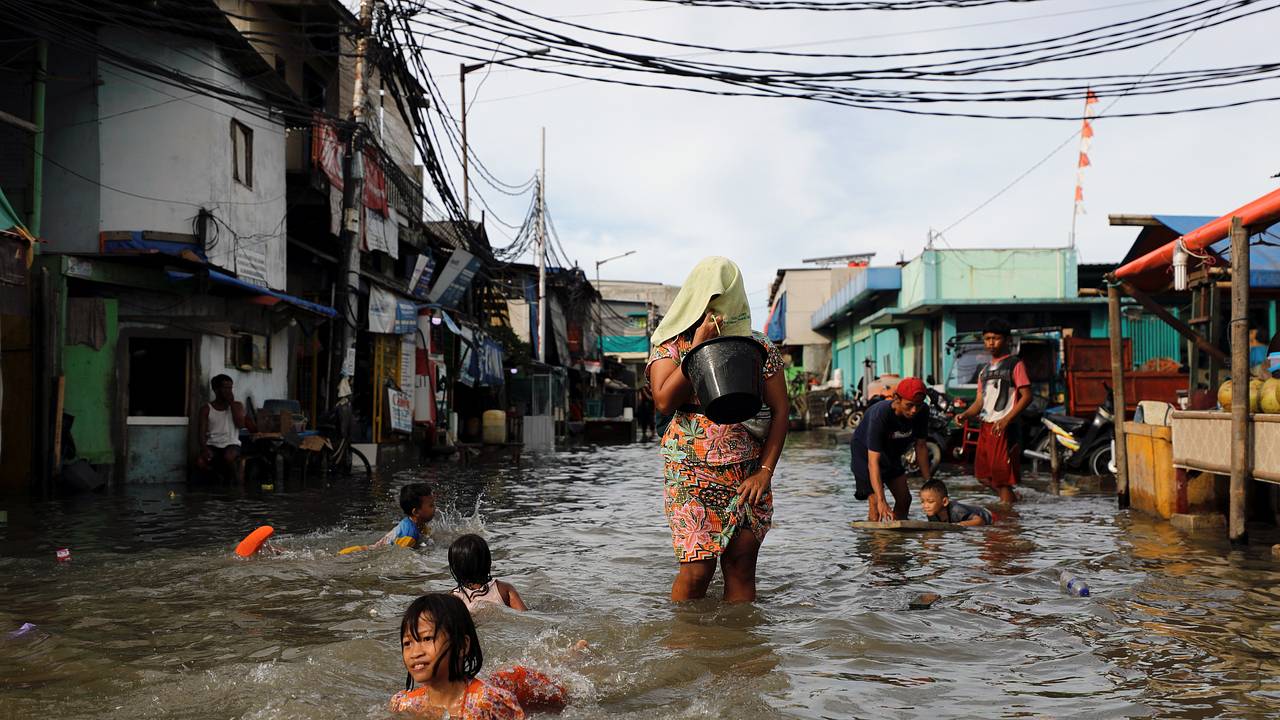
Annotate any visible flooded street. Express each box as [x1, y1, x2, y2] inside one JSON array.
[[3, 433, 1280, 719]]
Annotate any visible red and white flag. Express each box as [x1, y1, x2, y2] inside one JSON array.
[[1072, 89, 1097, 222]]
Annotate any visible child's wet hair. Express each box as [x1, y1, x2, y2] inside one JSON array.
[[398, 483, 433, 516], [399, 593, 482, 682], [448, 534, 493, 587], [921, 479, 949, 497]]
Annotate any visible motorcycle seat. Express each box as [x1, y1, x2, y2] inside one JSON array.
[[1044, 414, 1086, 431]]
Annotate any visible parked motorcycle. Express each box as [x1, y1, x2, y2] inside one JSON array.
[[1024, 385, 1116, 477], [902, 386, 957, 474], [824, 392, 859, 428]]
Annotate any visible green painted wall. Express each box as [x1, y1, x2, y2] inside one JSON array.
[[900, 248, 1077, 306], [1121, 311, 1184, 367], [873, 328, 901, 376], [63, 299, 118, 465], [899, 257, 929, 307], [940, 312, 957, 385]]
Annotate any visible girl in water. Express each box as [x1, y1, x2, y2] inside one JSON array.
[[646, 257, 789, 604], [449, 534, 528, 612], [389, 594, 566, 718]]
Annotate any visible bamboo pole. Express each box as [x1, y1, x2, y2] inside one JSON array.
[[1229, 216, 1249, 545], [1048, 432, 1060, 496], [1108, 283, 1130, 508]]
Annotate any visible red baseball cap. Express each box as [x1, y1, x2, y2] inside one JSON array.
[[895, 377, 927, 402]]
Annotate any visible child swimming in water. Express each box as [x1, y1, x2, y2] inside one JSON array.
[[449, 534, 527, 612], [389, 594, 567, 718], [340, 483, 435, 554], [390, 593, 523, 718], [919, 479, 993, 526]]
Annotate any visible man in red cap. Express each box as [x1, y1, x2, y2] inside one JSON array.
[[849, 377, 934, 522]]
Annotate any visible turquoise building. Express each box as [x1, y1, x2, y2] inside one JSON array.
[[812, 247, 1184, 394]]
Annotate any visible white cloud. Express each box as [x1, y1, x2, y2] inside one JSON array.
[[411, 0, 1280, 324]]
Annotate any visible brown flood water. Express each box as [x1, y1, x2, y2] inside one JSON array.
[[2, 432, 1279, 719]]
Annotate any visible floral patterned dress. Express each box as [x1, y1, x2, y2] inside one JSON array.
[[647, 331, 783, 563]]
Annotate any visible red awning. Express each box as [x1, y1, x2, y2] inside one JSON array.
[[1113, 187, 1280, 287]]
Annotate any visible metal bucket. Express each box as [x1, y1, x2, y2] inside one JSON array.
[[681, 336, 766, 425]]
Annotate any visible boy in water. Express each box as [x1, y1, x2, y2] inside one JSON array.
[[955, 318, 1031, 504], [340, 483, 435, 554], [919, 479, 992, 526], [850, 377, 934, 521]]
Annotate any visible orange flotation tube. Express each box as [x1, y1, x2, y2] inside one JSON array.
[[488, 666, 568, 711], [235, 526, 274, 557]]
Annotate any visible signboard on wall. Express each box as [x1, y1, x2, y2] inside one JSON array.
[[387, 387, 413, 434], [394, 300, 417, 334], [408, 253, 435, 299], [369, 286, 416, 335], [311, 114, 344, 189], [368, 285, 397, 334], [426, 248, 479, 309], [400, 335, 415, 393]]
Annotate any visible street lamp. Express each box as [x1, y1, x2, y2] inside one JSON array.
[[460, 46, 550, 219], [595, 250, 637, 357], [595, 250, 636, 288]]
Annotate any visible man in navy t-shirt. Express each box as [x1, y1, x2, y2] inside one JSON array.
[[850, 377, 934, 521]]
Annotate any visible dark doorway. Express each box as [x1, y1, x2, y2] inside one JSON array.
[[128, 337, 190, 417]]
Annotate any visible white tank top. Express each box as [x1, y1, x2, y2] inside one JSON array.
[[206, 403, 240, 448], [452, 580, 505, 611]]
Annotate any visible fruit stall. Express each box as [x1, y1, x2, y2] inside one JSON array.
[[1107, 187, 1280, 543]]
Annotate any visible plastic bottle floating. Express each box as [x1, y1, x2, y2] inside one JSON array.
[[1059, 570, 1090, 597], [235, 526, 275, 557], [55, 548, 71, 564]]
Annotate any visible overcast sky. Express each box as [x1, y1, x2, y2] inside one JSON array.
[[405, 1, 1280, 324]]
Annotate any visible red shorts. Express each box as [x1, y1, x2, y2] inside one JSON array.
[[974, 421, 1021, 489]]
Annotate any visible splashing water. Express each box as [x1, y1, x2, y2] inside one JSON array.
[[2, 435, 1279, 718]]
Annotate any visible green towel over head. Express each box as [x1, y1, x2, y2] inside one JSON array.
[[652, 256, 752, 349]]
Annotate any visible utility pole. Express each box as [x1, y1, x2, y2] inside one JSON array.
[[333, 0, 374, 402], [460, 63, 470, 220], [460, 48, 547, 221], [536, 127, 547, 363]]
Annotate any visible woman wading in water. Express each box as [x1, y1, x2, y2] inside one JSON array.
[[646, 257, 789, 603]]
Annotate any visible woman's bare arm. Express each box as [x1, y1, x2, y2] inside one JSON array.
[[648, 312, 721, 415], [649, 359, 692, 416], [758, 371, 788, 472]]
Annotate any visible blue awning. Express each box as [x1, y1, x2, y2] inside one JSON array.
[[811, 267, 902, 330], [766, 292, 786, 342], [167, 270, 338, 318]]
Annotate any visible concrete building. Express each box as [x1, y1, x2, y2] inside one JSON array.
[[814, 248, 1099, 393], [812, 246, 1193, 402], [0, 2, 346, 488], [764, 266, 860, 377], [597, 279, 681, 374]]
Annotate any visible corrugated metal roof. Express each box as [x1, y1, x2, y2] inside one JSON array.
[[1142, 214, 1280, 288]]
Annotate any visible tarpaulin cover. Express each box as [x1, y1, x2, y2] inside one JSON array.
[[1125, 215, 1280, 289], [602, 335, 649, 354], [166, 270, 337, 317], [0, 186, 28, 235], [457, 327, 505, 387], [766, 292, 786, 343]]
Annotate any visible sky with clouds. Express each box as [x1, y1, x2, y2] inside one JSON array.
[[403, 1, 1280, 323]]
